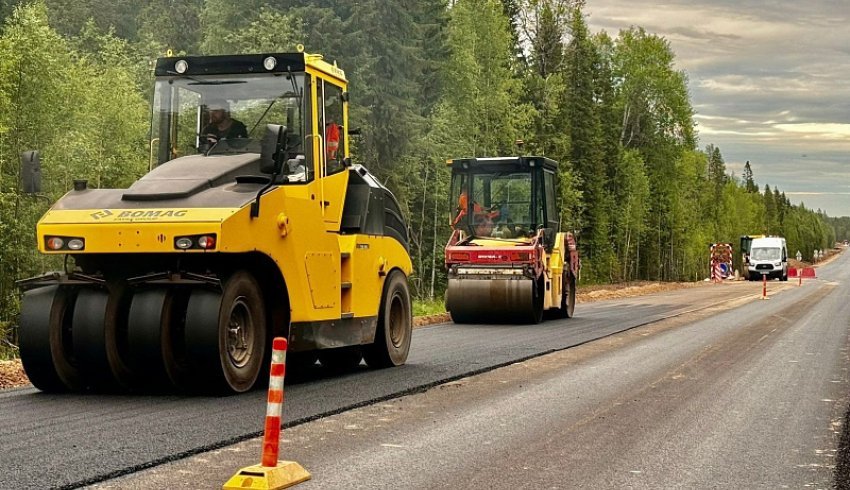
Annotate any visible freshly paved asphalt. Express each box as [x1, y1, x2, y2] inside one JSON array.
[[0, 262, 841, 489]]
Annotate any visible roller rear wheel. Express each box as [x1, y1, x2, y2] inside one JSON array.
[[18, 286, 82, 392], [363, 271, 412, 368], [559, 271, 576, 318], [185, 271, 267, 393]]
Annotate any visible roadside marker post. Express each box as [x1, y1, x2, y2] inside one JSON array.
[[223, 338, 311, 490], [760, 272, 769, 300]]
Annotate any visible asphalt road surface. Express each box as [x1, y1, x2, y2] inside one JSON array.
[[2, 255, 848, 489]]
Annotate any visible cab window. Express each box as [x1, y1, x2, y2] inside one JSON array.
[[317, 79, 345, 175]]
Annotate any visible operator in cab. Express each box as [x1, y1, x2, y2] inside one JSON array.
[[203, 99, 248, 143]]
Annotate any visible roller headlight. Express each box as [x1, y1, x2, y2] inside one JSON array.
[[67, 239, 85, 250], [45, 236, 84, 251], [175, 237, 193, 249], [174, 234, 217, 250], [46, 237, 64, 250]]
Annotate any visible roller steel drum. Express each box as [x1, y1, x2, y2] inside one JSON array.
[[446, 277, 539, 324]]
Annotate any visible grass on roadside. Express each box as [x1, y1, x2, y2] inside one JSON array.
[[413, 297, 446, 317]]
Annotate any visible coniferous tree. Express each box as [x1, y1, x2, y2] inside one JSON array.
[[346, 0, 425, 175], [742, 160, 757, 193], [763, 184, 776, 234], [564, 7, 610, 279], [435, 0, 530, 158]]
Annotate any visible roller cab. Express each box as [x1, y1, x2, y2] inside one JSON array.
[[444, 157, 578, 324], [17, 51, 413, 394]]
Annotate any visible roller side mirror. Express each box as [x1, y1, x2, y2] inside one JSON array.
[[21, 151, 42, 194]]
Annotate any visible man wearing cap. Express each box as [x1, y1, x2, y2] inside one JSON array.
[[202, 99, 248, 142]]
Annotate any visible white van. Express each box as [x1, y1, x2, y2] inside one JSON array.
[[746, 237, 788, 281]]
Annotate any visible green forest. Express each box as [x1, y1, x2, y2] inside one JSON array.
[[0, 0, 839, 357]]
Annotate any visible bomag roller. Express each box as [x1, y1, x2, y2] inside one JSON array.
[[444, 156, 579, 324], [17, 50, 413, 393]]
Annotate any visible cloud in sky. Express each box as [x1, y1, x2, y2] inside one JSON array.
[[586, 0, 850, 215]]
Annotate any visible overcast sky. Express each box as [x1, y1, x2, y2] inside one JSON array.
[[586, 0, 850, 216]]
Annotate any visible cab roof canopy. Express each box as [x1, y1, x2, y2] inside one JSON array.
[[447, 156, 558, 172], [154, 52, 346, 81]]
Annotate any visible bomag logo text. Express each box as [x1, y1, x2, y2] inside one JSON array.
[[115, 210, 189, 221]]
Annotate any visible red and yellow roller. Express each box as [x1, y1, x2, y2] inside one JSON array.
[[444, 156, 579, 324]]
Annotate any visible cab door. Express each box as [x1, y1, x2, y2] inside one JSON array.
[[314, 76, 349, 231]]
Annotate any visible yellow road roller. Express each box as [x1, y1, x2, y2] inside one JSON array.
[[17, 51, 413, 393], [444, 156, 579, 324]]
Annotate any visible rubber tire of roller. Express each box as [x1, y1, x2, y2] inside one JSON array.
[[127, 288, 194, 391], [185, 272, 267, 394], [18, 286, 82, 392], [363, 270, 412, 368], [72, 288, 126, 391]]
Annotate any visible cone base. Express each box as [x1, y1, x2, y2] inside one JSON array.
[[223, 461, 311, 490]]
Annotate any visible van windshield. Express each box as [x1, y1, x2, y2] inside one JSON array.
[[751, 247, 781, 261]]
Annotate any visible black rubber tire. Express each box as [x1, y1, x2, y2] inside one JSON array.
[[551, 270, 576, 319], [363, 271, 412, 368], [18, 286, 82, 392], [185, 272, 267, 393], [127, 289, 170, 388], [781, 272, 788, 282], [127, 288, 193, 391], [529, 278, 544, 324], [318, 346, 363, 373], [565, 272, 576, 318], [103, 283, 136, 390], [162, 288, 193, 390], [72, 288, 124, 391]]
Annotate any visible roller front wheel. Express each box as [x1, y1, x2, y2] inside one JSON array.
[[18, 286, 82, 392], [127, 288, 192, 391], [185, 271, 267, 393]]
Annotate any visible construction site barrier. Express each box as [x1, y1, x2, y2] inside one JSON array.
[[788, 267, 817, 278]]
